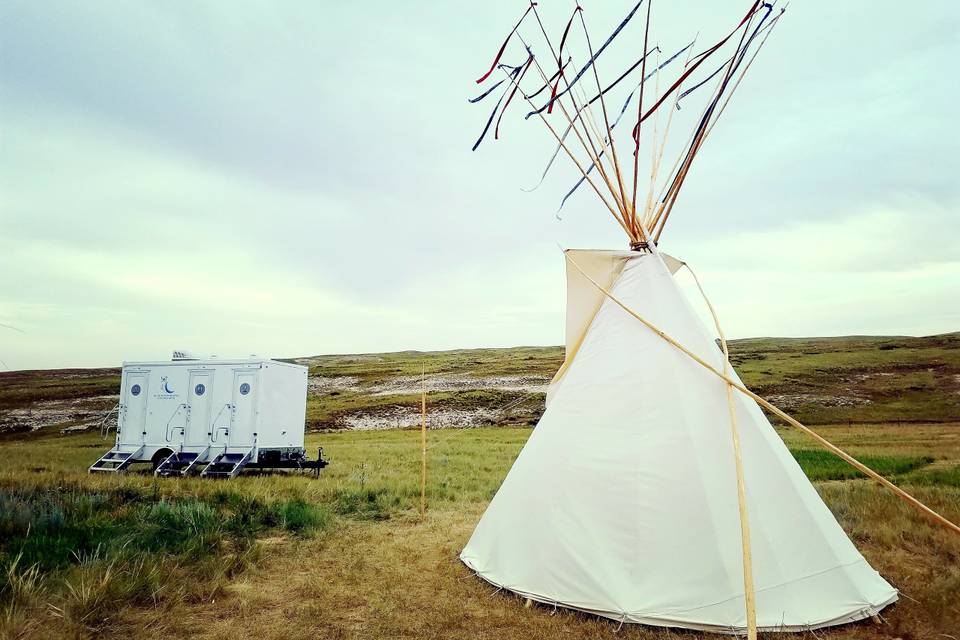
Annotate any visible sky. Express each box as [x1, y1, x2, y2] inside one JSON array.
[[1, 1, 958, 371]]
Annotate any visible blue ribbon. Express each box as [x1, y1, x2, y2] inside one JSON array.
[[525, 0, 646, 120], [471, 54, 531, 152]]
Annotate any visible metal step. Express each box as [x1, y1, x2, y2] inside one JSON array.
[[89, 446, 144, 473], [200, 447, 254, 479], [182, 445, 211, 476], [155, 450, 202, 477]]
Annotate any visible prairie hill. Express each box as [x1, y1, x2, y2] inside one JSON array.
[[1, 333, 958, 436]]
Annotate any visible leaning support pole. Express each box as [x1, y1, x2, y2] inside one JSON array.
[[725, 367, 757, 639], [688, 264, 757, 639], [565, 253, 960, 538], [421, 365, 427, 518]]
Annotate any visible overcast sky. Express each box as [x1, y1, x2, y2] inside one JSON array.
[[1, 1, 957, 371]]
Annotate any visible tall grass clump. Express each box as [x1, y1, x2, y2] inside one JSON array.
[[1, 553, 44, 606], [332, 486, 400, 520], [0, 484, 333, 632], [137, 500, 224, 559], [277, 499, 333, 534], [904, 464, 960, 488], [1, 551, 45, 637]]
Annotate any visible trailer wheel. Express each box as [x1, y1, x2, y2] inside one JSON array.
[[151, 448, 174, 471]]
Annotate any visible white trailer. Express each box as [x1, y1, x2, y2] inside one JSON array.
[[90, 356, 327, 478]]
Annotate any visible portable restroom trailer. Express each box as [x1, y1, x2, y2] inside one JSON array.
[[90, 356, 327, 478]]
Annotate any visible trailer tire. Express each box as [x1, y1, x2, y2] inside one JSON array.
[[151, 448, 174, 471]]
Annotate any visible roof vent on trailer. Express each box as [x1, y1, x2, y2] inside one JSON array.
[[172, 350, 203, 361]]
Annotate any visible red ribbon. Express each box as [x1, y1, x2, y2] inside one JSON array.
[[475, 3, 537, 84], [547, 6, 582, 114], [496, 55, 535, 139]]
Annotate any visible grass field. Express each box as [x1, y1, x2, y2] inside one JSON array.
[[1, 337, 959, 639], [2, 426, 959, 639]]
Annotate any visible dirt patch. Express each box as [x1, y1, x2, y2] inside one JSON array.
[[308, 376, 362, 394], [765, 393, 871, 412], [371, 374, 549, 396], [0, 394, 117, 434], [338, 406, 501, 430]]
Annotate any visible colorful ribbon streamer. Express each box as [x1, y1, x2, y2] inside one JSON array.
[[472, 53, 532, 151], [475, 3, 537, 84], [526, 0, 647, 119]]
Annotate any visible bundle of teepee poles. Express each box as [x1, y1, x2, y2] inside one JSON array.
[[470, 0, 785, 246]]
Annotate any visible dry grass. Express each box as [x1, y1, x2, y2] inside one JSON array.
[[27, 498, 957, 640]]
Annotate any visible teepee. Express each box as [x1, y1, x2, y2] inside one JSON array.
[[462, 1, 959, 636], [461, 248, 897, 632]]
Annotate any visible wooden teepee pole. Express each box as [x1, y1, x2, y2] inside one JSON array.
[[629, 0, 654, 237], [647, 79, 720, 233], [643, 49, 662, 222], [653, 9, 780, 243], [521, 47, 630, 224], [576, 8, 631, 227], [420, 364, 427, 518], [500, 67, 633, 236], [703, 10, 785, 145], [644, 43, 694, 226], [524, 9, 632, 227]]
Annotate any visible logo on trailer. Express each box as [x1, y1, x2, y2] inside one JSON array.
[[239, 382, 251, 395], [130, 384, 141, 396], [153, 376, 179, 400], [195, 383, 206, 396]]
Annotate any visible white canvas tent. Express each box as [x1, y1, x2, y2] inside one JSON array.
[[461, 249, 898, 633], [463, 3, 959, 634]]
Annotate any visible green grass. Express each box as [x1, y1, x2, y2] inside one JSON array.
[[789, 449, 935, 481], [731, 333, 960, 424], [905, 464, 960, 488]]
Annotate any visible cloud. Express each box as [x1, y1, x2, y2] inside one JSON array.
[[1, 0, 958, 369], [671, 206, 960, 339], [674, 204, 959, 273]]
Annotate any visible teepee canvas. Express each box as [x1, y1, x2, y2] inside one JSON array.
[[463, 2, 958, 633], [461, 249, 897, 633]]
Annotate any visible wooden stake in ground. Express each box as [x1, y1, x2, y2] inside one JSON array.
[[420, 364, 427, 518]]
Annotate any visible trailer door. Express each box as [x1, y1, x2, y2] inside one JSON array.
[[229, 370, 258, 448], [186, 370, 213, 446], [119, 371, 149, 447]]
